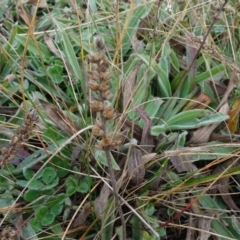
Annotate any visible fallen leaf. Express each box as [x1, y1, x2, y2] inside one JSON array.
[[226, 98, 240, 133], [169, 155, 197, 173], [16, 3, 32, 26], [44, 32, 62, 58], [70, 146, 81, 165], [217, 70, 237, 111], [188, 102, 229, 144], [27, 0, 47, 8], [135, 105, 154, 153], [198, 216, 212, 240], [122, 61, 142, 109], [127, 147, 145, 185], [184, 93, 211, 110], [186, 33, 197, 91], [71, 202, 91, 228], [94, 183, 111, 217], [186, 215, 197, 240], [39, 99, 83, 140], [213, 158, 240, 210]]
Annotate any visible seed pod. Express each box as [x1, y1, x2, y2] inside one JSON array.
[[101, 71, 111, 82], [102, 103, 116, 119], [88, 71, 100, 81], [102, 89, 113, 100], [90, 101, 103, 111], [97, 57, 109, 72], [88, 80, 99, 91], [92, 125, 104, 136], [99, 82, 110, 92]]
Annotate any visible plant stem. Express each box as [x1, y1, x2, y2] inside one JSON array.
[[104, 146, 126, 239]]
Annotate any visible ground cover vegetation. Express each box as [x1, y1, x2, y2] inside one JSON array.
[[1, 0, 240, 239]]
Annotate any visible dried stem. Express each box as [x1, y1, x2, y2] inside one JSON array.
[[87, 37, 126, 239]]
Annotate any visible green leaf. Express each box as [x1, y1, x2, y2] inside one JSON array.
[[211, 220, 235, 239], [41, 212, 55, 226], [35, 206, 48, 219], [95, 150, 120, 170], [171, 49, 179, 71], [50, 220, 63, 236], [15, 35, 51, 57], [65, 177, 78, 196], [77, 181, 89, 193], [42, 167, 57, 184], [151, 110, 229, 135], [24, 190, 42, 202], [51, 157, 70, 178], [29, 218, 41, 233], [47, 64, 63, 83], [121, 4, 153, 55], [196, 64, 225, 83], [54, 21, 83, 83], [28, 179, 45, 190], [50, 203, 63, 216], [23, 168, 35, 181], [167, 109, 206, 126]]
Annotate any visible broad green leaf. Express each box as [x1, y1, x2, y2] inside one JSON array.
[[170, 49, 179, 71], [41, 212, 55, 226], [15, 35, 51, 57], [28, 179, 45, 190], [167, 109, 207, 126], [24, 190, 42, 202], [196, 64, 225, 83], [29, 218, 41, 233], [211, 220, 235, 239], [50, 203, 63, 216], [42, 167, 57, 184], [151, 111, 228, 135], [35, 206, 48, 219]]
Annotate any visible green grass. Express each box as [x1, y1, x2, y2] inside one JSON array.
[[1, 0, 240, 239]]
